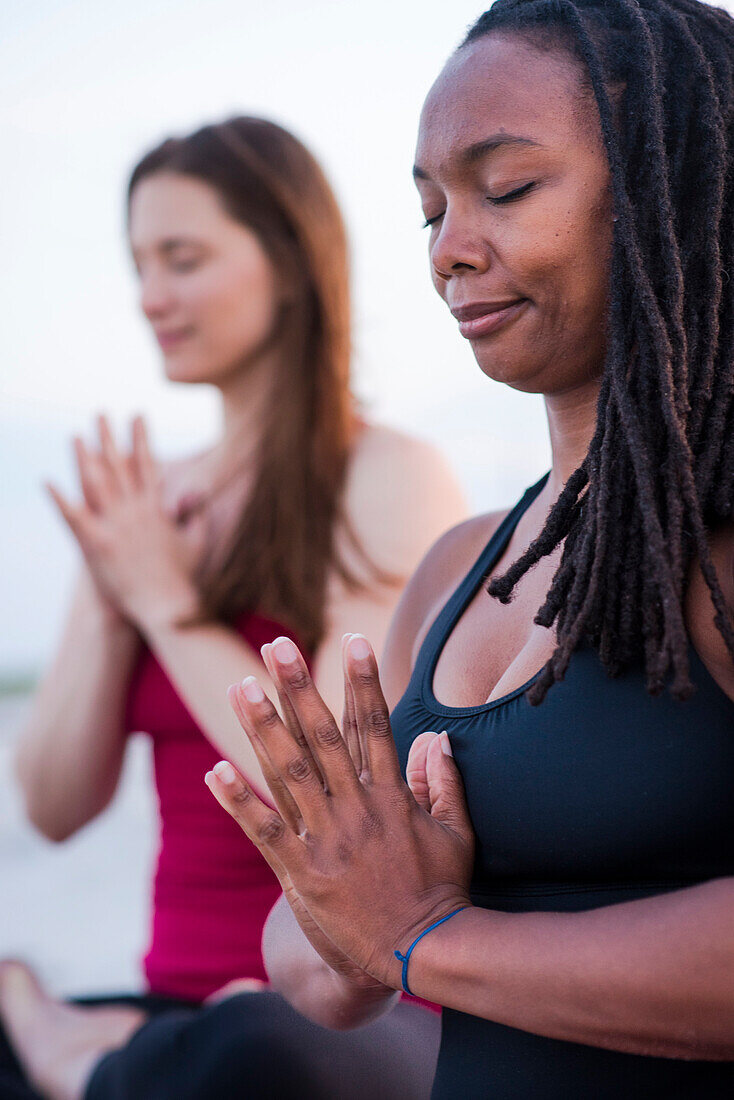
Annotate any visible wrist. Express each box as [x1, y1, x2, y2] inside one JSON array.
[[394, 904, 487, 1004], [392, 904, 471, 996], [133, 583, 201, 640], [324, 966, 398, 1028], [76, 572, 128, 634]]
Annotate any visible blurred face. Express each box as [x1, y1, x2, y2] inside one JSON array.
[[128, 172, 279, 384], [414, 33, 613, 394]]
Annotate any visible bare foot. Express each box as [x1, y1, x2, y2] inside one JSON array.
[[0, 961, 147, 1100]]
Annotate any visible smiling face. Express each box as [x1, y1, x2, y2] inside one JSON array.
[[128, 172, 280, 385], [414, 33, 613, 395]]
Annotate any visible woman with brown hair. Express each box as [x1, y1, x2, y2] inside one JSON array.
[[0, 116, 463, 1098]]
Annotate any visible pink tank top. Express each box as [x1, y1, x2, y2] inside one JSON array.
[[125, 612, 308, 1003]]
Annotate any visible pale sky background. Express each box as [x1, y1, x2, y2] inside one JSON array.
[[3, 0, 732, 674]]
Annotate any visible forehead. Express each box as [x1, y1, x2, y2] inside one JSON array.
[[415, 34, 596, 174], [128, 173, 231, 244]]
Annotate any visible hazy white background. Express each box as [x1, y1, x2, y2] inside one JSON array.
[[1, 0, 560, 678]]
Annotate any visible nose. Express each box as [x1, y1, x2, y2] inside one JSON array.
[[139, 270, 175, 321], [431, 207, 491, 283]]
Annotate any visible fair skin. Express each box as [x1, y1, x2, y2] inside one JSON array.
[[1, 172, 466, 1098], [204, 33, 734, 1062], [16, 172, 467, 833]]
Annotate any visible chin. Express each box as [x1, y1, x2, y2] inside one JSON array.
[[473, 347, 545, 393], [162, 353, 221, 385]]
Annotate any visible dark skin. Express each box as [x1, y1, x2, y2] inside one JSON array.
[[210, 35, 734, 1057]]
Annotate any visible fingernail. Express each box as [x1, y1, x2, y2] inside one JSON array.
[[348, 634, 370, 661], [241, 676, 265, 703], [213, 760, 237, 784], [273, 638, 298, 666], [439, 731, 452, 757]]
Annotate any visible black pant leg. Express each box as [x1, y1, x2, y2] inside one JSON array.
[[0, 1021, 41, 1100], [85, 992, 441, 1100]]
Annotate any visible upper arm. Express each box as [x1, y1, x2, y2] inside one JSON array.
[[311, 425, 468, 717]]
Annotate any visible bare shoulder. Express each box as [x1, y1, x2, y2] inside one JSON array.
[[380, 507, 509, 708], [346, 422, 466, 507], [340, 421, 468, 581], [686, 520, 734, 701]]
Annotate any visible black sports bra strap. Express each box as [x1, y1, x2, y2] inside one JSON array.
[[412, 472, 550, 680]]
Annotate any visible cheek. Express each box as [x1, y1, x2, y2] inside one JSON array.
[[519, 204, 611, 334], [201, 259, 278, 348]]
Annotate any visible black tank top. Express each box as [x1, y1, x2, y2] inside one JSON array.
[[391, 476, 734, 1098]]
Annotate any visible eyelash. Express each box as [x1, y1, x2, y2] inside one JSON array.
[[422, 181, 537, 228]]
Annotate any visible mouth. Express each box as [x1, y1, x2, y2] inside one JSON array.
[[450, 299, 528, 340], [154, 326, 194, 351]]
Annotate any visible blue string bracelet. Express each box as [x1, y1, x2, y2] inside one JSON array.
[[394, 907, 469, 996]]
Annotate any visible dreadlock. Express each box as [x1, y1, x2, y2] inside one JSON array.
[[463, 0, 734, 703]]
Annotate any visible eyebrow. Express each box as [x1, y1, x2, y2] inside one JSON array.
[[412, 133, 543, 180], [131, 237, 204, 261]]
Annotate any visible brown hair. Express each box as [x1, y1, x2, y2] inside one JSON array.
[[128, 116, 364, 653]]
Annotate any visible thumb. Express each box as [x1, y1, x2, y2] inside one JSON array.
[[425, 732, 473, 842], [405, 731, 437, 812]]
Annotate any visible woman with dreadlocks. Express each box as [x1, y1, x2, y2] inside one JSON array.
[[205, 0, 734, 1095]]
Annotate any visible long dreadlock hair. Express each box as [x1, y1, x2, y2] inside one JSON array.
[[462, 0, 734, 704]]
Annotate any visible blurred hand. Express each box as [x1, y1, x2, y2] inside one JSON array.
[[205, 633, 474, 991], [47, 415, 205, 633]]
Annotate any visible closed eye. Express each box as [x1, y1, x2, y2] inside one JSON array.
[[422, 180, 537, 228], [169, 257, 201, 273], [488, 181, 536, 205]]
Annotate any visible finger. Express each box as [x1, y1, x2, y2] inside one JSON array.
[[425, 732, 474, 843], [405, 731, 438, 813], [205, 759, 303, 872], [73, 437, 108, 512], [344, 634, 402, 786], [262, 644, 317, 761], [340, 634, 363, 777], [227, 681, 303, 833], [131, 415, 157, 490], [261, 644, 326, 787], [97, 414, 130, 493], [269, 637, 361, 797], [232, 674, 331, 831], [46, 482, 87, 541]]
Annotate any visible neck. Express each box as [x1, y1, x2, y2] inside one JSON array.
[[543, 375, 602, 500]]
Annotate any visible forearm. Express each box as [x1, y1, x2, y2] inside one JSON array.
[[17, 579, 140, 839], [142, 617, 277, 793], [263, 896, 398, 1030], [408, 877, 734, 1059]]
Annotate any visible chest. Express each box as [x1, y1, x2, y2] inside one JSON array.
[[431, 550, 562, 707], [394, 647, 734, 895]]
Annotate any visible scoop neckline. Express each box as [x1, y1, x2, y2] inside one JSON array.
[[420, 475, 549, 718]]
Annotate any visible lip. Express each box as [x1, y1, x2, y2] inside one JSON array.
[[451, 299, 528, 339], [155, 327, 194, 350]]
